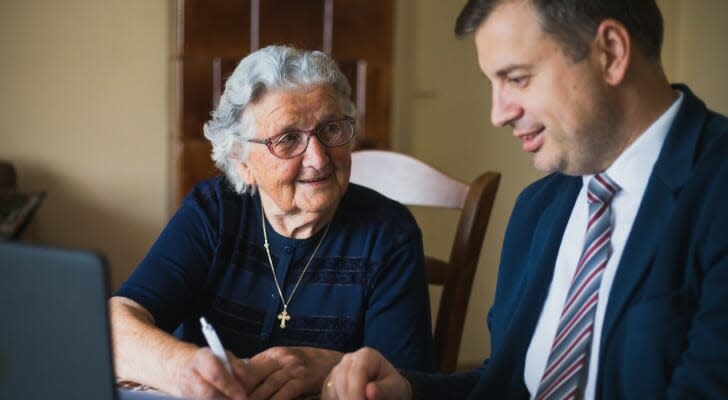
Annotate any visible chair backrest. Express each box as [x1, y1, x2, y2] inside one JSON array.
[[350, 150, 500, 373], [0, 161, 17, 193]]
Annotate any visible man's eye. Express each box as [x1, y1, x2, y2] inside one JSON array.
[[506, 75, 529, 86]]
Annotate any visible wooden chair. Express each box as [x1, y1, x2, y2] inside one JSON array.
[[0, 161, 17, 193], [0, 161, 45, 240], [350, 150, 500, 373]]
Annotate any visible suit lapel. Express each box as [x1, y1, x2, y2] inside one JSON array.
[[600, 85, 708, 354], [513, 178, 583, 338], [476, 176, 581, 398]]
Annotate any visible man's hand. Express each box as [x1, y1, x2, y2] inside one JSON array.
[[242, 346, 344, 400], [321, 347, 412, 400]]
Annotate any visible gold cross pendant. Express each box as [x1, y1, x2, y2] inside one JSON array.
[[277, 307, 291, 328]]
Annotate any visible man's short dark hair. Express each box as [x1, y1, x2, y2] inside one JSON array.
[[455, 0, 664, 62]]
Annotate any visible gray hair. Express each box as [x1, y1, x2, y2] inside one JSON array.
[[203, 45, 357, 194]]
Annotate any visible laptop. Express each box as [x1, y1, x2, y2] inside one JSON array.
[[0, 242, 178, 400]]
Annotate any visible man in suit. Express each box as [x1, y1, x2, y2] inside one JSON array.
[[322, 0, 728, 399]]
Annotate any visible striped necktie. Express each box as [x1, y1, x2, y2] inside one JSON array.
[[536, 173, 620, 400]]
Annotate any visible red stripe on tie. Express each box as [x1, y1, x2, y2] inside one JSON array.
[[541, 324, 593, 383], [539, 353, 588, 400], [559, 259, 605, 326], [553, 291, 600, 350], [595, 174, 617, 194], [571, 228, 611, 280]]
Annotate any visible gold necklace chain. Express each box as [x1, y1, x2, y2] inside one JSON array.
[[261, 206, 331, 329]]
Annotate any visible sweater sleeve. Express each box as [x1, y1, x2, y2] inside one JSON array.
[[362, 207, 436, 372], [114, 183, 219, 331]]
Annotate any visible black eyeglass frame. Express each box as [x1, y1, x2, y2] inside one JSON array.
[[246, 116, 357, 159]]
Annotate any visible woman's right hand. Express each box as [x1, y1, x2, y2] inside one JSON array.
[[109, 297, 280, 399], [173, 347, 247, 399]]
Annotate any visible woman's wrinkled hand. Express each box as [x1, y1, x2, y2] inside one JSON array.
[[173, 347, 247, 399], [171, 348, 278, 399], [244, 346, 344, 400]]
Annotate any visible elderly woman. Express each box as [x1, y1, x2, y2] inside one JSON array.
[[109, 45, 434, 400]]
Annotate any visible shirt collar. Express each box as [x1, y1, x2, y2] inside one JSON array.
[[583, 90, 684, 195]]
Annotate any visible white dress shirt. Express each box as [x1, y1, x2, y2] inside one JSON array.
[[524, 91, 684, 399]]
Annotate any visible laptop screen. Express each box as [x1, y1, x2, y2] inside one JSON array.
[[0, 242, 117, 399]]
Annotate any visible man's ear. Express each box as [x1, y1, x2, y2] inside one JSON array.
[[593, 18, 631, 86]]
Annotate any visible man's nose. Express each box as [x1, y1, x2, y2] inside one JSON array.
[[490, 88, 522, 127]]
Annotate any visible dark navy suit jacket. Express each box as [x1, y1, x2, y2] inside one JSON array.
[[409, 85, 728, 399]]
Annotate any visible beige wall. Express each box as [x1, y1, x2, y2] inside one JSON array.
[[394, 0, 728, 367], [0, 0, 170, 288], [1, 0, 726, 369], [671, 0, 728, 104], [393, 0, 542, 368]]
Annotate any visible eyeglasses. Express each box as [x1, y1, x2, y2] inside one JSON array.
[[247, 117, 356, 159]]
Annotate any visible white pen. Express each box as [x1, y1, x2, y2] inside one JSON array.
[[200, 316, 232, 374]]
